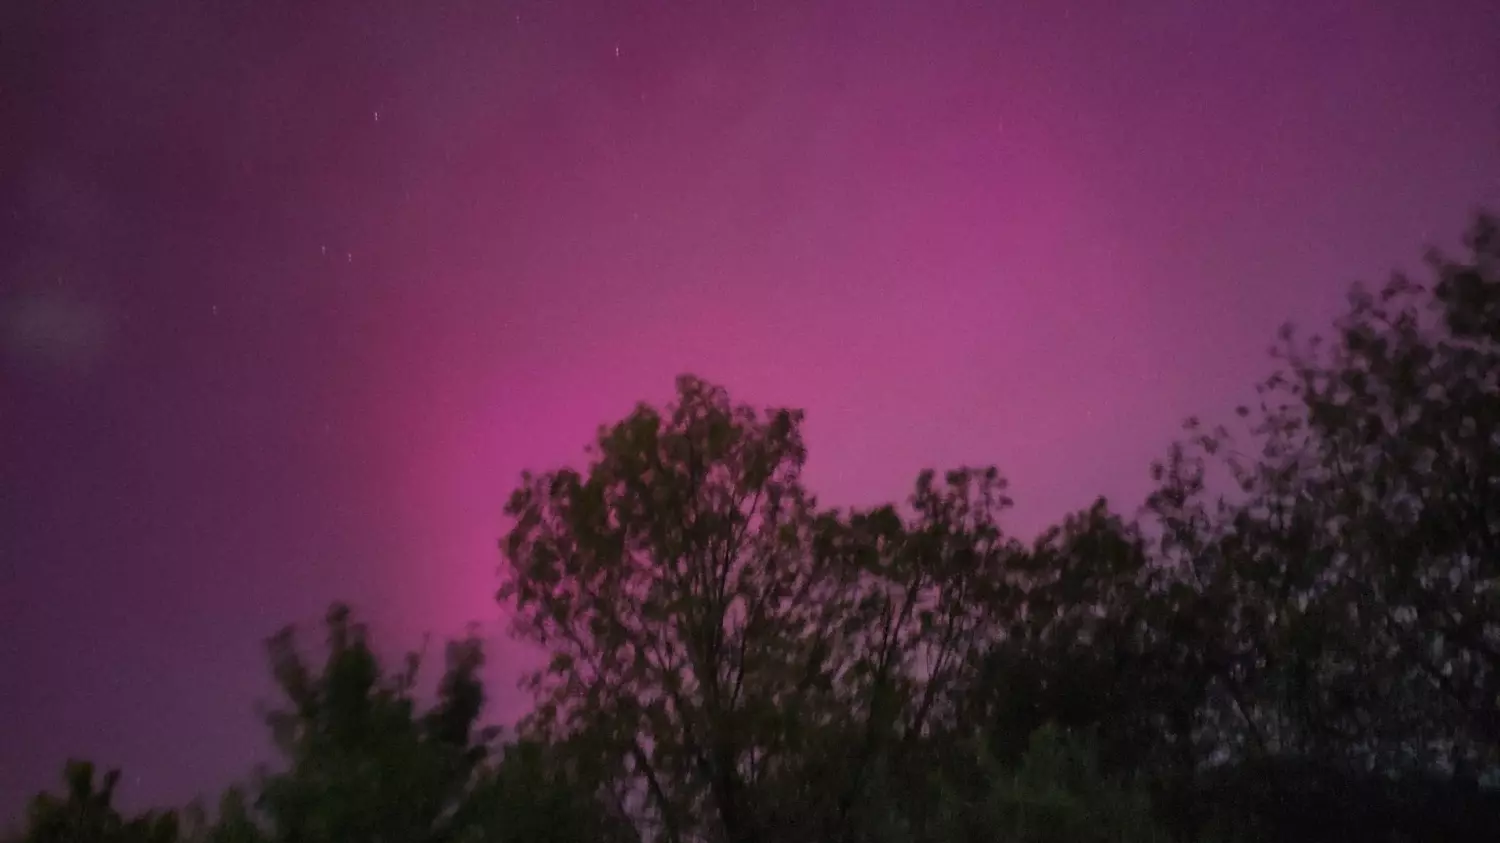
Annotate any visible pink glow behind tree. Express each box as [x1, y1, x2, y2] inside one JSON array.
[[2, 0, 1497, 818]]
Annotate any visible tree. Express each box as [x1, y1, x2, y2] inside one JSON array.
[[183, 788, 265, 843], [18, 213, 1500, 843], [248, 603, 624, 843], [1133, 212, 1500, 839], [500, 376, 1021, 843], [248, 604, 494, 842], [852, 722, 1171, 843], [460, 736, 638, 843], [15, 760, 180, 843], [930, 726, 1165, 843]]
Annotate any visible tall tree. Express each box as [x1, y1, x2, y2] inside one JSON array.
[[1133, 213, 1500, 839], [500, 376, 1019, 843]]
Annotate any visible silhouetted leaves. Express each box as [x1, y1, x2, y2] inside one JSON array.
[[17, 213, 1500, 843], [17, 762, 179, 843]]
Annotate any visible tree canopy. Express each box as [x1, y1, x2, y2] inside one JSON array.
[[11, 213, 1500, 843]]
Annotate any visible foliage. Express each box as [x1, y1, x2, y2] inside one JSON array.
[[13, 213, 1500, 843], [499, 376, 1030, 842], [253, 603, 637, 843], [1134, 213, 1500, 837], [926, 726, 1165, 843], [242, 603, 493, 843], [15, 761, 179, 843]]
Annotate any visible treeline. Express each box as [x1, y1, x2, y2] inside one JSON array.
[[12, 215, 1500, 842]]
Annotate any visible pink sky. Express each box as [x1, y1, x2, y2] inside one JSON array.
[[3, 0, 1498, 816]]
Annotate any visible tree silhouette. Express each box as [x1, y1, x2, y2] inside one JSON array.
[[16, 761, 179, 843], [14, 212, 1500, 843]]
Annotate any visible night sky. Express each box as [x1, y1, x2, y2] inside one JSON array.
[[3, 0, 1498, 819]]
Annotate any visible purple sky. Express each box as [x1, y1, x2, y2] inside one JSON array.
[[3, 0, 1498, 819]]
